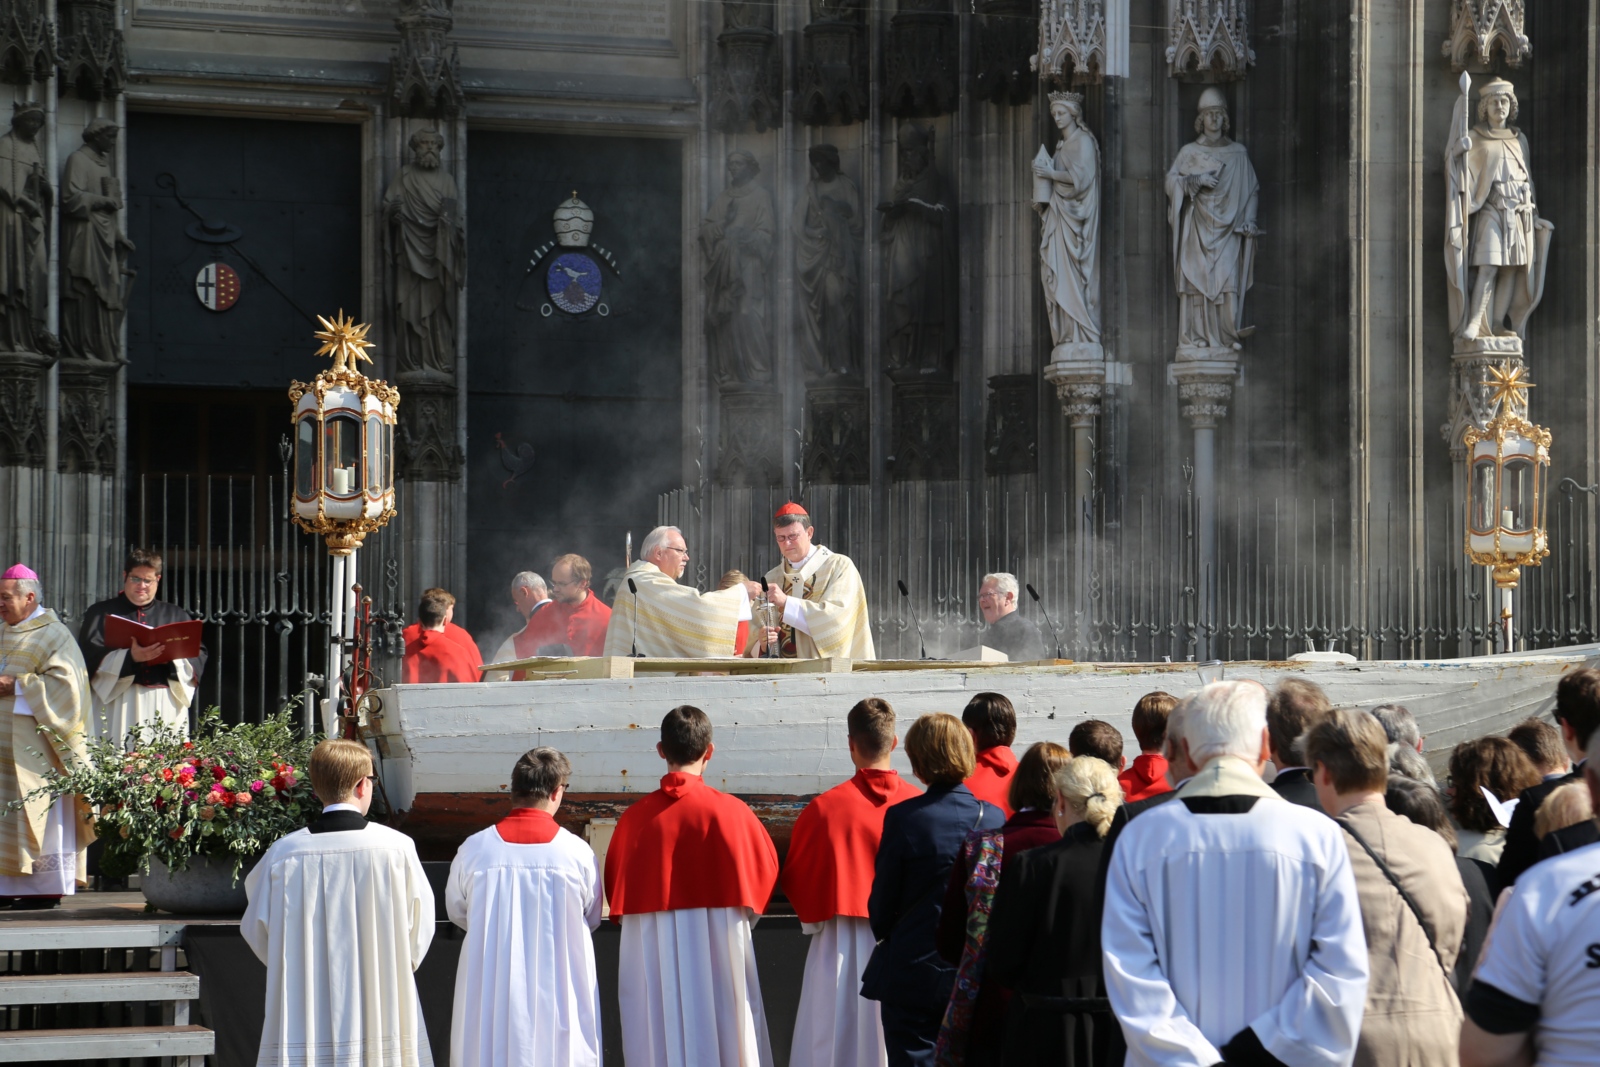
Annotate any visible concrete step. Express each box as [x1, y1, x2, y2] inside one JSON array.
[[0, 970, 200, 1005], [0, 1024, 213, 1062], [0, 922, 185, 952]]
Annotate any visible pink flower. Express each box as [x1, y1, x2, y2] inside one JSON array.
[[176, 766, 195, 783], [140, 774, 153, 784], [250, 780, 264, 793], [184, 790, 197, 802]]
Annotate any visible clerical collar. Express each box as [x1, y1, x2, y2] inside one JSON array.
[[22, 605, 43, 623], [784, 547, 820, 571], [322, 802, 362, 814]]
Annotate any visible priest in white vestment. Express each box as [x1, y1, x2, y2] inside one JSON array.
[[244, 739, 435, 1067], [1102, 680, 1368, 1067], [0, 564, 94, 904], [749, 504, 873, 660], [602, 526, 756, 658], [446, 746, 602, 1067]]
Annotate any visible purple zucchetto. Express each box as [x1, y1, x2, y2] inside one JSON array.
[[1, 564, 38, 581]]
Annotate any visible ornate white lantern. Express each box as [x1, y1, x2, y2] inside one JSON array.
[[288, 312, 399, 555], [1464, 411, 1550, 589]]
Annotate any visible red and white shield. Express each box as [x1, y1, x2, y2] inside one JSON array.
[[195, 262, 241, 312]]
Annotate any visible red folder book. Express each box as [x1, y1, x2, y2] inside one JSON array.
[[103, 616, 203, 665]]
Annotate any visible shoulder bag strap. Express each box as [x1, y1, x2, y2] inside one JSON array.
[[1338, 817, 1455, 987]]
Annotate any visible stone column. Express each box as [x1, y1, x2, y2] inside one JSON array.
[[1044, 354, 1104, 516], [1170, 357, 1238, 652]]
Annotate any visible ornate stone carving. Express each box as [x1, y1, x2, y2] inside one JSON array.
[[880, 123, 955, 380], [985, 374, 1038, 476], [57, 0, 124, 100], [702, 151, 775, 388], [56, 359, 114, 474], [0, 0, 55, 85], [797, 1, 867, 126], [1443, 354, 1525, 455], [1169, 362, 1237, 429], [1166, 0, 1253, 81], [795, 144, 862, 383], [974, 0, 1038, 106], [1444, 75, 1550, 356], [890, 380, 958, 481], [885, 0, 958, 118], [803, 385, 869, 484], [1034, 0, 1106, 86], [0, 351, 45, 466], [1045, 358, 1105, 425], [60, 119, 131, 363], [1166, 87, 1258, 362], [1034, 91, 1101, 362], [384, 129, 463, 383], [718, 386, 782, 487], [711, 1, 781, 133], [0, 102, 50, 355], [1444, 0, 1528, 71], [390, 0, 463, 119], [396, 383, 461, 481]]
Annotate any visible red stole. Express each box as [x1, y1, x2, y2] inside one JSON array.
[[781, 768, 922, 923], [603, 772, 779, 920], [402, 630, 481, 683], [495, 807, 560, 844], [964, 745, 1019, 817]]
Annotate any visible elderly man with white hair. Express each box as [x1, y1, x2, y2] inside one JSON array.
[[484, 571, 551, 681], [602, 526, 757, 657], [977, 572, 1048, 661], [1103, 679, 1369, 1067]]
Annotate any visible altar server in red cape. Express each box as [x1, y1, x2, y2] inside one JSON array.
[[401, 591, 481, 683], [962, 692, 1020, 816], [782, 697, 921, 1067], [604, 704, 781, 1067], [399, 587, 482, 662]]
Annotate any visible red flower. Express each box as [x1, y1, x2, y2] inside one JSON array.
[[161, 767, 174, 782], [220, 792, 235, 809], [271, 775, 289, 792], [211, 766, 226, 781], [176, 766, 195, 783], [182, 742, 194, 750], [169, 827, 185, 839]]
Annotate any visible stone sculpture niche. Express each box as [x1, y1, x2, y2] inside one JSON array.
[[0, 101, 50, 356], [60, 118, 132, 364], [797, 0, 868, 126], [384, 128, 464, 383], [880, 123, 954, 381], [795, 144, 862, 383], [711, 0, 782, 133]]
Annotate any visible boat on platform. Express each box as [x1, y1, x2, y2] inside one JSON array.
[[367, 647, 1598, 860]]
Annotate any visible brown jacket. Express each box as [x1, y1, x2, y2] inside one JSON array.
[[1338, 799, 1468, 1067]]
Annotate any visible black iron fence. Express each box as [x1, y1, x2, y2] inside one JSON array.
[[659, 482, 1599, 662]]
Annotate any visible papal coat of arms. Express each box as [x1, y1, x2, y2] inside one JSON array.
[[519, 191, 621, 317]]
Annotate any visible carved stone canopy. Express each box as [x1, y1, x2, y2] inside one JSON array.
[[0, 0, 55, 86], [973, 0, 1038, 105], [886, 0, 959, 118], [985, 374, 1039, 476], [890, 380, 959, 481], [797, 4, 868, 126], [390, 0, 464, 118], [58, 0, 125, 100], [1166, 0, 1253, 82], [1035, 0, 1108, 86], [712, 2, 782, 133], [1444, 0, 1529, 71], [803, 386, 870, 485]]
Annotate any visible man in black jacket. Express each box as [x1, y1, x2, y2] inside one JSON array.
[[1496, 667, 1600, 888], [1266, 677, 1330, 810]]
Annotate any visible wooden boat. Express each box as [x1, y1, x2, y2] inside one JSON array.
[[367, 648, 1596, 860]]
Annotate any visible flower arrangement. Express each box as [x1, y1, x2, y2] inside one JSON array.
[[28, 708, 322, 880]]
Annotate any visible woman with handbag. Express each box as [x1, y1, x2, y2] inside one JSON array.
[[863, 713, 1004, 1066]]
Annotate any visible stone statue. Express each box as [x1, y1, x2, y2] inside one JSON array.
[[383, 128, 463, 380], [0, 102, 50, 354], [61, 118, 132, 363], [1445, 76, 1552, 347], [879, 123, 954, 377], [1165, 87, 1260, 358], [795, 144, 862, 381], [1033, 90, 1101, 357], [700, 150, 775, 387]]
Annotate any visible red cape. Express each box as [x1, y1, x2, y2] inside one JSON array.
[[964, 745, 1019, 817], [402, 630, 482, 683], [781, 768, 922, 924], [512, 594, 613, 659], [1118, 752, 1174, 803], [495, 806, 560, 844], [604, 772, 778, 920], [402, 621, 483, 665]]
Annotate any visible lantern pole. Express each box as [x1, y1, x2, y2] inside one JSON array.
[[1501, 585, 1513, 652], [326, 552, 346, 730]]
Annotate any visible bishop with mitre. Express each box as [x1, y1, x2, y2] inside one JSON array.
[[604, 705, 780, 1066], [782, 697, 920, 1067], [77, 547, 206, 745], [0, 564, 93, 906], [750, 503, 874, 659], [603, 526, 756, 658]]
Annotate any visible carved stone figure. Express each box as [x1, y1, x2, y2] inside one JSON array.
[[880, 123, 954, 378], [700, 151, 775, 387], [0, 103, 50, 354], [1034, 91, 1101, 356], [60, 118, 132, 363], [795, 144, 862, 381], [1165, 88, 1259, 358], [1445, 76, 1551, 347], [383, 129, 463, 380]]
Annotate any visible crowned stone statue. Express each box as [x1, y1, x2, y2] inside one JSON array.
[[1445, 75, 1552, 350], [1033, 90, 1101, 361], [1165, 87, 1260, 360]]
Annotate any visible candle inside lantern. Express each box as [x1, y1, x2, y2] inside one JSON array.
[[331, 466, 352, 495], [1501, 508, 1514, 530]]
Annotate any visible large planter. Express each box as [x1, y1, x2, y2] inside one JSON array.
[[142, 854, 257, 915]]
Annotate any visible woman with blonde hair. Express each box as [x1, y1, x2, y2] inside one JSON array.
[[984, 757, 1125, 1067], [864, 713, 1004, 1065]]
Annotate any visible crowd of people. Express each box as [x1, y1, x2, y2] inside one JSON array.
[[238, 669, 1600, 1067]]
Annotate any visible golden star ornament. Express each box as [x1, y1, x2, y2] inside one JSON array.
[[1485, 361, 1534, 413], [313, 310, 375, 374]]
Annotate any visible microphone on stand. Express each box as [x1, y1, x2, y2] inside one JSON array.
[[897, 579, 928, 660], [1026, 583, 1065, 660], [627, 578, 643, 658]]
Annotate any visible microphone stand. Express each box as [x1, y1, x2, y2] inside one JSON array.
[[1026, 583, 1065, 660], [897, 580, 928, 660], [627, 578, 643, 658]]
